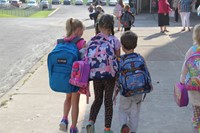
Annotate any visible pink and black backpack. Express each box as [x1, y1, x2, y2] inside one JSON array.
[[86, 33, 118, 80]]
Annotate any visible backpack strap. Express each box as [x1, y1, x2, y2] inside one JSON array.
[[57, 39, 65, 44], [57, 37, 83, 45], [70, 37, 83, 44]]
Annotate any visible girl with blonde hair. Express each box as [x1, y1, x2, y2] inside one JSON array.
[[59, 18, 86, 133], [180, 24, 200, 133]]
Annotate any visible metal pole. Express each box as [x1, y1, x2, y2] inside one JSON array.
[[150, 0, 152, 13]]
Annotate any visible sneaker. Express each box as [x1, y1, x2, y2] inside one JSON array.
[[196, 126, 200, 133], [70, 127, 79, 133], [104, 130, 113, 133], [59, 118, 68, 131], [121, 124, 130, 133], [181, 28, 185, 32], [86, 121, 95, 133], [192, 117, 198, 128]]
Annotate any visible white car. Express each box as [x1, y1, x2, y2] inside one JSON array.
[[75, 0, 83, 5], [123, 0, 128, 5], [27, 0, 38, 7], [86, 0, 92, 5], [108, 0, 117, 6], [0, 0, 9, 7]]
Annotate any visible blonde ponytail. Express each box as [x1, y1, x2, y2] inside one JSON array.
[[65, 18, 84, 37]]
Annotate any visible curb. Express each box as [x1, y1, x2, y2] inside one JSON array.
[[0, 55, 47, 108], [48, 7, 60, 17]]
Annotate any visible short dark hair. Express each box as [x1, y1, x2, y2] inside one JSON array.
[[120, 31, 138, 50]]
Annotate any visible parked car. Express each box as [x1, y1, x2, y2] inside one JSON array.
[[0, 0, 9, 7], [10, 0, 22, 7], [100, 0, 106, 6], [123, 0, 128, 5], [52, 0, 61, 4], [27, 0, 38, 7], [40, 0, 49, 8], [108, 0, 116, 6], [86, 0, 92, 5], [63, 0, 70, 5], [75, 0, 83, 5]]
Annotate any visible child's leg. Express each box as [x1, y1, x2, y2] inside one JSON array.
[[71, 92, 80, 127], [89, 80, 104, 122], [128, 94, 143, 133], [193, 105, 200, 129], [104, 78, 115, 129], [60, 94, 72, 130], [119, 96, 131, 127], [63, 94, 72, 119]]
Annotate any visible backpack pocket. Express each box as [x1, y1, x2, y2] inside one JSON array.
[[120, 70, 146, 97], [50, 64, 75, 93]]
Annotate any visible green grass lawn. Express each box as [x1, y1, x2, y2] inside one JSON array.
[[29, 9, 55, 18], [0, 14, 19, 18], [0, 9, 55, 18]]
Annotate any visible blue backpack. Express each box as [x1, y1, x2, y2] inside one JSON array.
[[117, 53, 152, 97], [120, 11, 135, 28], [47, 37, 82, 93]]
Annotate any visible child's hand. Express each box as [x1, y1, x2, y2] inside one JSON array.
[[113, 84, 120, 105]]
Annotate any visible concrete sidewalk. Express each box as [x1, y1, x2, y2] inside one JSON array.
[[0, 14, 199, 133]]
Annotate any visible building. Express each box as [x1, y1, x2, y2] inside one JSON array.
[[132, 0, 200, 14]]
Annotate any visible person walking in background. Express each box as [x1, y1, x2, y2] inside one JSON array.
[[120, 5, 135, 31], [59, 18, 86, 133], [173, 0, 179, 22], [89, 5, 104, 34], [85, 14, 121, 133], [129, 0, 136, 14], [178, 0, 195, 31], [113, 0, 124, 31], [88, 3, 94, 13], [180, 24, 200, 133], [158, 0, 172, 33]]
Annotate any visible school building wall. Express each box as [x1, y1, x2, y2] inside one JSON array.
[[135, 0, 200, 14]]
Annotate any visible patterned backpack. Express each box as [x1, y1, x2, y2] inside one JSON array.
[[69, 60, 91, 103], [185, 48, 200, 91], [120, 11, 135, 28], [117, 53, 153, 97], [86, 33, 118, 80]]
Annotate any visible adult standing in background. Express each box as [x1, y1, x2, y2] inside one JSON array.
[[173, 0, 179, 22], [114, 0, 124, 31], [178, 0, 196, 31], [129, 0, 136, 14], [158, 0, 172, 33]]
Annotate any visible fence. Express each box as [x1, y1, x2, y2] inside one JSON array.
[[0, 5, 41, 17]]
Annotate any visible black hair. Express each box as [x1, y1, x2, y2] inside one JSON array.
[[98, 14, 115, 35], [120, 31, 138, 50]]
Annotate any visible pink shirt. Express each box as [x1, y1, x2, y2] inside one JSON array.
[[158, 0, 171, 13], [63, 36, 86, 50]]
